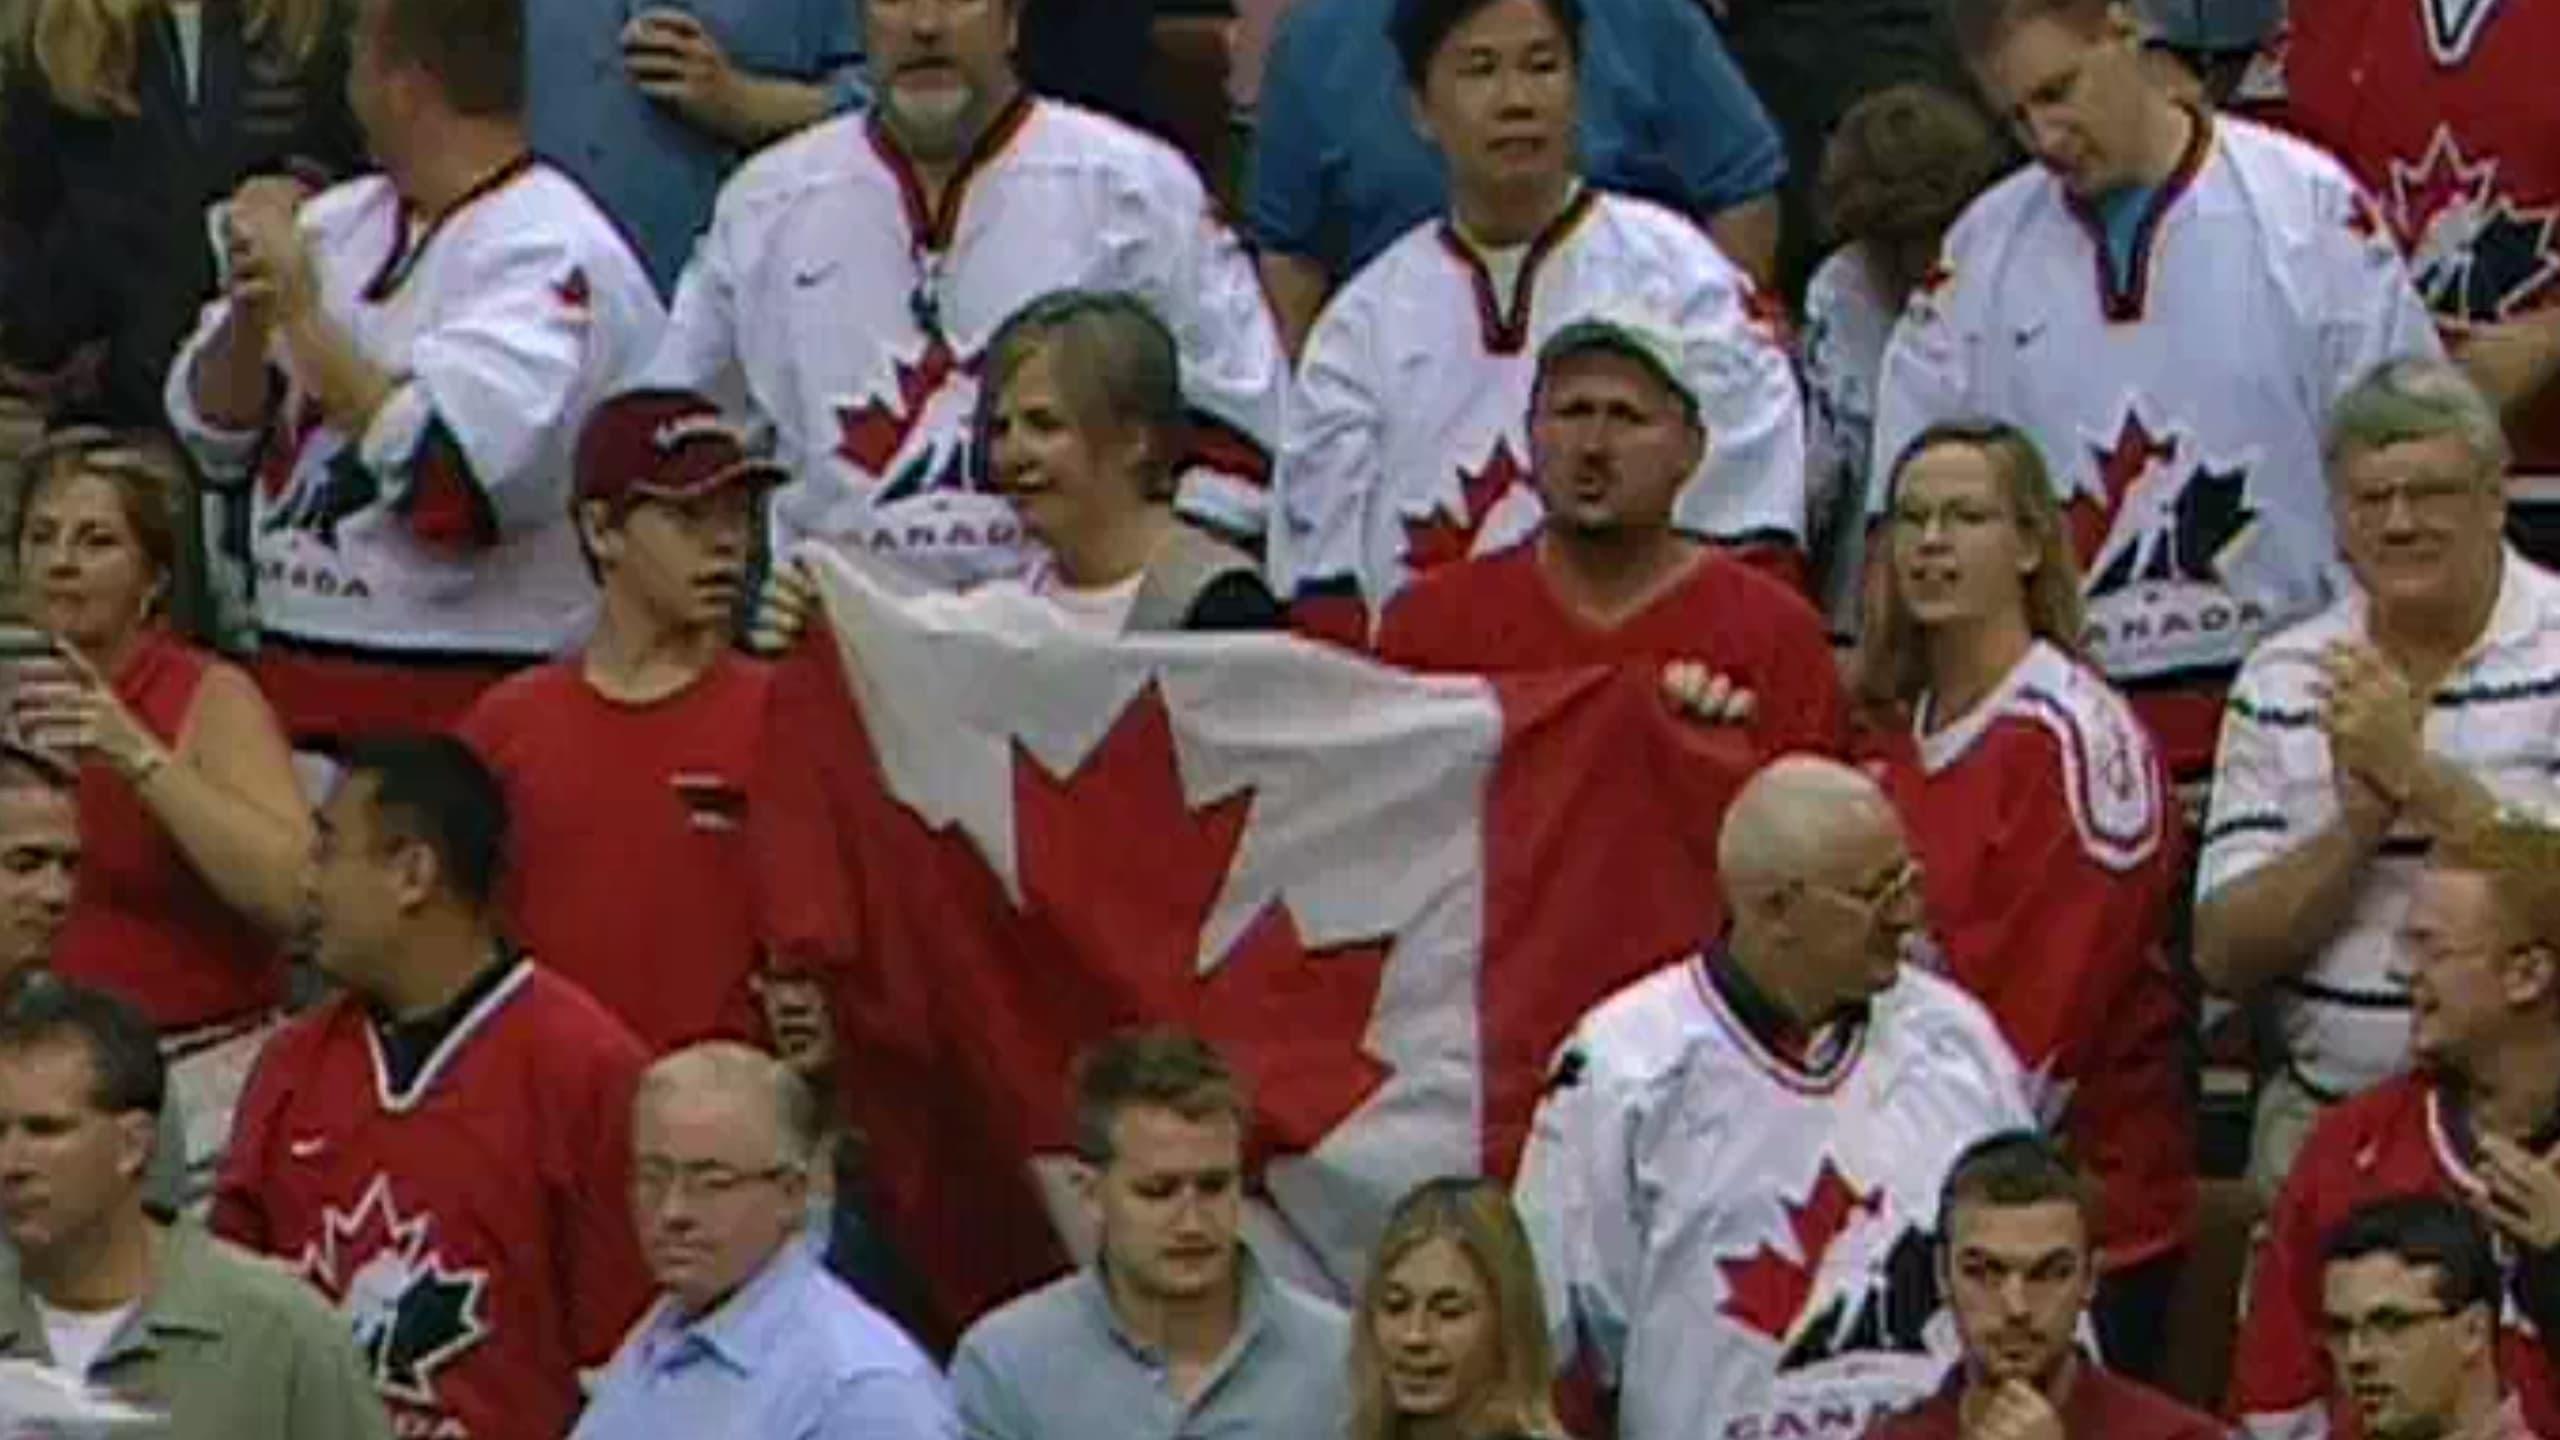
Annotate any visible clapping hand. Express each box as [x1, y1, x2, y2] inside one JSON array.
[[225, 176, 317, 325], [623, 8, 747, 133], [2317, 641, 2425, 805], [9, 642, 162, 782], [748, 559, 819, 655], [2476, 1133, 2560, 1252]]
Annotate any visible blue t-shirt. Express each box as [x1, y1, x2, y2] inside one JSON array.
[[526, 0, 864, 296], [1245, 0, 1786, 278], [2089, 184, 2160, 294]]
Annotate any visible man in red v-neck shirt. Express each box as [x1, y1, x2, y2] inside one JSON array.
[[1376, 310, 1849, 762]]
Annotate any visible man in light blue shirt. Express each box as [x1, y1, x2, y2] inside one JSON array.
[[528, 0, 865, 293], [949, 1030, 1349, 1440], [573, 1042, 955, 1440], [1247, 0, 1787, 354]]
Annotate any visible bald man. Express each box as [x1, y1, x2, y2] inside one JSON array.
[[573, 1042, 955, 1440], [1517, 757, 2038, 1440]]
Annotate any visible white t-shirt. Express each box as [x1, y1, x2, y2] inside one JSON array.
[[35, 1298, 135, 1381]]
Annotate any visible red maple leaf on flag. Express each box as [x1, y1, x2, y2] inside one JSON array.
[[1402, 441, 1530, 576], [2067, 412, 2177, 565], [1012, 683, 1392, 1181], [1715, 1161, 1881, 1344], [836, 339, 959, 476]]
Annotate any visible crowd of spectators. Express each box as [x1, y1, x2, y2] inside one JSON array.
[[0, 0, 2553, 1432]]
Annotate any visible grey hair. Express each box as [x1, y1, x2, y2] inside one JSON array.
[[981, 289, 1187, 502], [2323, 356, 2512, 483], [638, 1041, 822, 1169]]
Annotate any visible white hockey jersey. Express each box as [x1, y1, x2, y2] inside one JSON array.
[[1871, 115, 2442, 697], [1801, 247, 1899, 640], [649, 97, 1288, 588], [1517, 953, 2033, 1440], [1276, 189, 1806, 627], [165, 159, 665, 659]]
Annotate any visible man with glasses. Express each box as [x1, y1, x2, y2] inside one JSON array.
[[2197, 358, 2560, 1196], [2319, 1196, 2534, 1440], [573, 1042, 953, 1439], [2231, 814, 2560, 1440], [1518, 755, 2036, 1440], [211, 733, 652, 1439]]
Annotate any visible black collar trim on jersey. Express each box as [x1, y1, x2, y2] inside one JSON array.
[[866, 91, 1038, 256], [1434, 186, 1600, 356], [1693, 941, 1870, 1094], [362, 151, 539, 303], [2064, 106, 2214, 324], [363, 947, 533, 1114]]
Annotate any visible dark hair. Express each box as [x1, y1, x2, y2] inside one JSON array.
[[981, 290, 1187, 502], [0, 741, 74, 798], [339, 733, 510, 908], [1389, 0, 1584, 89], [0, 972, 165, 1117], [1071, 1028, 1248, 1164], [2322, 1195, 2502, 1314], [367, 0, 523, 117], [1936, 1129, 2098, 1240], [1817, 84, 2006, 295], [1945, 0, 2115, 60]]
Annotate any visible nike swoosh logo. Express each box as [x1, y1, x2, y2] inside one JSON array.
[[793, 263, 840, 289], [288, 1136, 327, 1159]]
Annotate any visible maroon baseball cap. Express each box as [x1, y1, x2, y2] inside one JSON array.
[[574, 388, 785, 506]]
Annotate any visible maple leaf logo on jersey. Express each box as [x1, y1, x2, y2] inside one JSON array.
[[836, 339, 963, 481], [1015, 684, 1394, 1181], [2387, 126, 2560, 322], [1402, 442, 1530, 576], [2069, 410, 2260, 600], [1716, 1161, 1940, 1371], [298, 1175, 491, 1407]]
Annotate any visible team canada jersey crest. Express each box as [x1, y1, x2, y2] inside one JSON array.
[[2068, 407, 2272, 678], [298, 1175, 492, 1415], [2385, 123, 2560, 322], [1717, 1161, 1941, 1379]]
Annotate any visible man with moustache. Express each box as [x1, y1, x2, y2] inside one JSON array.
[[647, 0, 1287, 588], [2319, 1196, 2534, 1440], [948, 1029, 1349, 1440], [1374, 308, 1848, 761], [460, 389, 782, 1053], [1861, 1131, 2222, 1440]]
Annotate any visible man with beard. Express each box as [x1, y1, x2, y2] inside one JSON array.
[[460, 389, 781, 1053], [646, 0, 1286, 589], [1861, 1131, 2222, 1440], [948, 1029, 1349, 1440], [2231, 815, 2560, 1440], [1374, 308, 1847, 762], [2320, 1196, 2533, 1440], [1518, 757, 2035, 1440]]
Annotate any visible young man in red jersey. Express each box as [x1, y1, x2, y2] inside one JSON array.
[[1374, 304, 1848, 760], [460, 387, 779, 1053], [2231, 815, 2560, 1440]]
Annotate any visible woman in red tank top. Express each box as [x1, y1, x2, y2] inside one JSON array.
[[7, 426, 311, 1203]]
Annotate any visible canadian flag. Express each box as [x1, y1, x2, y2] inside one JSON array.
[[753, 550, 1759, 1339]]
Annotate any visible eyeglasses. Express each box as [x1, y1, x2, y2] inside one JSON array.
[[1801, 859, 1924, 921], [2323, 1305, 2457, 1347], [631, 1160, 798, 1205], [2340, 477, 2484, 529]]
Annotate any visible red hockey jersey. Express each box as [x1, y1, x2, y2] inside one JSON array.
[[2231, 1073, 2560, 1440], [1861, 642, 2194, 1275], [209, 960, 653, 1440], [2281, 0, 2560, 557], [1375, 543, 1850, 760]]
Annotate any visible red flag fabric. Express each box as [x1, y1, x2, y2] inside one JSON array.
[[751, 554, 1756, 1341]]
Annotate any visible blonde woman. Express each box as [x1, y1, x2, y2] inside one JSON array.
[[1350, 1177, 1568, 1440], [0, 0, 357, 425], [1849, 419, 2193, 1382]]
